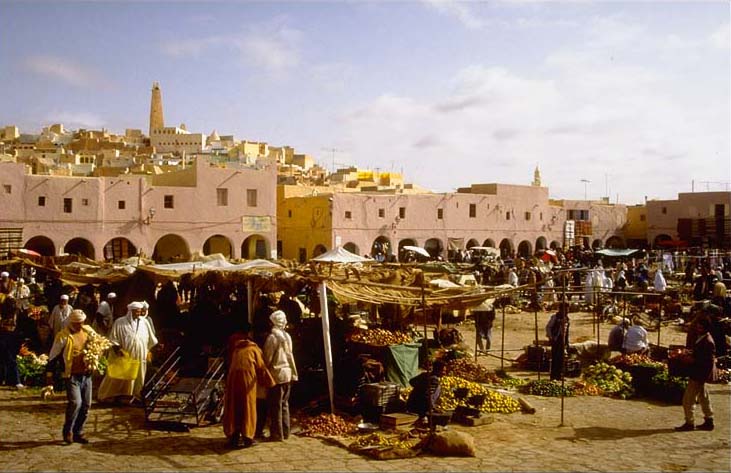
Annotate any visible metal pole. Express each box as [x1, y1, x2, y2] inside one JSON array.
[[560, 274, 567, 427], [657, 297, 662, 349], [500, 304, 506, 372]]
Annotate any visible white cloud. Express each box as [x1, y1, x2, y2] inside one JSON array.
[[709, 22, 730, 49], [45, 111, 105, 129], [24, 55, 108, 89], [422, 0, 485, 30]]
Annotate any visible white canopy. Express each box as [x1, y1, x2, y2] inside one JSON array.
[[429, 278, 461, 288], [402, 245, 431, 258], [311, 246, 370, 263], [469, 246, 500, 257], [147, 253, 281, 273]]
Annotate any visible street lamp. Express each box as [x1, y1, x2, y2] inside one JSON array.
[[580, 179, 590, 201]]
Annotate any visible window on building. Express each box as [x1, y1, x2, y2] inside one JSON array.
[[540, 212, 543, 221], [525, 211, 531, 221], [399, 207, 406, 219], [81, 198, 89, 206], [217, 188, 228, 206], [118, 200, 126, 210], [640, 215, 646, 222], [298, 248, 307, 263], [2, 184, 11, 194], [164, 195, 174, 209], [345, 211, 352, 219], [662, 207, 667, 214], [247, 189, 258, 207], [63, 198, 72, 213], [437, 208, 443, 219], [38, 196, 46, 207], [469, 203, 476, 218], [378, 208, 385, 218], [288, 210, 292, 218], [506, 211, 511, 220]]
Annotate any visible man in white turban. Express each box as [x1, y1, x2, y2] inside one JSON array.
[[98, 301, 158, 404], [263, 310, 298, 442], [92, 292, 116, 337], [49, 294, 73, 340]]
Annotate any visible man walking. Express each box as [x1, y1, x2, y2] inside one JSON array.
[[676, 315, 717, 432], [263, 310, 298, 442]]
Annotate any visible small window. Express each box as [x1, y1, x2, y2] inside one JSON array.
[[81, 198, 89, 206], [469, 203, 476, 218], [217, 188, 228, 206], [437, 208, 443, 219], [662, 207, 667, 215], [298, 248, 307, 263], [540, 212, 543, 221], [378, 208, 385, 218], [118, 200, 126, 210], [164, 195, 174, 209], [506, 211, 511, 220], [38, 196, 46, 207], [247, 189, 258, 207], [288, 210, 292, 218], [525, 212, 531, 221], [640, 215, 646, 222], [2, 184, 11, 194], [399, 207, 406, 219], [63, 198, 73, 213], [345, 211, 352, 219]]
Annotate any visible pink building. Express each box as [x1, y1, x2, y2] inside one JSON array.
[[646, 191, 731, 248], [0, 158, 277, 261]]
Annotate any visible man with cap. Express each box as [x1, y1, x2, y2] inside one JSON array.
[[97, 301, 158, 404], [263, 310, 298, 441], [49, 294, 73, 340], [93, 292, 116, 337], [0, 271, 14, 295], [45, 309, 99, 444]]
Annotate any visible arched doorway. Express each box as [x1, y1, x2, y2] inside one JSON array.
[[605, 236, 624, 249], [203, 234, 233, 258], [653, 234, 672, 249], [482, 238, 496, 248], [499, 238, 513, 258], [591, 239, 603, 250], [64, 238, 95, 259], [466, 239, 480, 249], [312, 244, 328, 258], [535, 236, 547, 251], [549, 241, 561, 250], [153, 234, 191, 263], [24, 235, 55, 256], [241, 235, 269, 259], [104, 237, 137, 262], [424, 238, 444, 259], [398, 238, 418, 261], [517, 240, 532, 258], [343, 242, 359, 255], [371, 236, 392, 262]]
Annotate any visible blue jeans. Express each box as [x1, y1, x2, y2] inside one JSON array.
[[267, 383, 291, 440], [64, 374, 92, 436]]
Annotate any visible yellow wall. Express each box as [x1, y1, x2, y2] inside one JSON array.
[[277, 193, 333, 260], [624, 205, 647, 240]]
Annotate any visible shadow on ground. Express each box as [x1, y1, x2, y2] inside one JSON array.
[[557, 426, 675, 441]]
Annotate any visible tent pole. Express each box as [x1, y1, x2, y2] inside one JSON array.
[[247, 279, 254, 327], [318, 281, 335, 414], [500, 304, 506, 372], [560, 273, 567, 427]]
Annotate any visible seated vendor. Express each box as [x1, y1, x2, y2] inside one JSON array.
[[607, 317, 630, 352], [406, 359, 446, 423], [623, 317, 649, 355]]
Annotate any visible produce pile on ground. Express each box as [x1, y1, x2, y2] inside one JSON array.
[[298, 413, 358, 437], [351, 328, 413, 346], [609, 353, 665, 370], [519, 379, 575, 397], [16, 344, 48, 386], [349, 431, 419, 450], [435, 376, 521, 414], [445, 358, 503, 385], [581, 362, 634, 399]]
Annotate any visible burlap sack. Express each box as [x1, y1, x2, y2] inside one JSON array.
[[428, 430, 476, 457]]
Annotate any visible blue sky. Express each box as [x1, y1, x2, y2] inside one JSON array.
[[1, 1, 729, 205]]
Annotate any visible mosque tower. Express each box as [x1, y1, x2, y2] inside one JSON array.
[[149, 81, 164, 136], [532, 165, 542, 187]]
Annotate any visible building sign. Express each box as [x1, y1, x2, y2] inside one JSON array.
[[241, 216, 272, 233]]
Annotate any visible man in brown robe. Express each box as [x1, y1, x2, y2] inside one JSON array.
[[223, 325, 275, 449]]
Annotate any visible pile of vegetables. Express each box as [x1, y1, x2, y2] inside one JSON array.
[[445, 358, 502, 385], [16, 345, 48, 386], [351, 328, 413, 346], [82, 333, 113, 375], [581, 362, 634, 399], [436, 376, 521, 414], [349, 431, 417, 450], [298, 413, 358, 437], [519, 379, 574, 397]]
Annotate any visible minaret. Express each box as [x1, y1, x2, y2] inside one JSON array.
[[149, 81, 164, 136], [532, 165, 542, 187]]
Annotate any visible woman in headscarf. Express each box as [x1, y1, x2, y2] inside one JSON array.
[[263, 310, 298, 442]]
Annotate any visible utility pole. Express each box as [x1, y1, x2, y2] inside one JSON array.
[[321, 147, 342, 174], [580, 179, 590, 201]]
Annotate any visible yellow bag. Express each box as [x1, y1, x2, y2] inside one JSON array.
[[107, 352, 140, 380]]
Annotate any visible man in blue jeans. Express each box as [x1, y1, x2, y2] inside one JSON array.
[[46, 309, 98, 444], [263, 310, 298, 441]]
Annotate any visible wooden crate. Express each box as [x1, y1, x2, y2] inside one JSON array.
[[380, 412, 418, 429]]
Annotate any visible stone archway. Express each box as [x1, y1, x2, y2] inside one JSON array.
[[343, 242, 359, 255], [398, 238, 418, 261], [103, 237, 137, 262], [64, 237, 95, 259], [371, 236, 392, 262], [313, 244, 328, 257], [605, 236, 625, 249], [482, 239, 496, 248], [203, 234, 233, 258], [592, 239, 603, 250], [499, 238, 514, 258], [517, 240, 533, 258], [153, 234, 191, 263], [466, 239, 480, 249], [241, 235, 269, 259], [653, 234, 672, 248], [424, 238, 444, 259], [24, 235, 55, 256], [535, 236, 547, 251]]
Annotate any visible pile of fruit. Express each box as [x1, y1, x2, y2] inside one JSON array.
[[519, 379, 574, 397], [349, 431, 416, 450], [571, 380, 603, 396], [351, 328, 413, 346], [436, 376, 521, 414], [581, 362, 634, 399], [609, 353, 665, 369], [445, 358, 502, 385], [298, 413, 358, 437]]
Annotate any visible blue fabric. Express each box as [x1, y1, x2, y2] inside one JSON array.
[[64, 374, 92, 436]]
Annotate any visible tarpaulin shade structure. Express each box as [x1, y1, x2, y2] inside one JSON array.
[[311, 246, 371, 263], [402, 246, 431, 258], [595, 248, 640, 257]]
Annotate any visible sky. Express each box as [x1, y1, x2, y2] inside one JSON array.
[[1, 1, 729, 205]]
